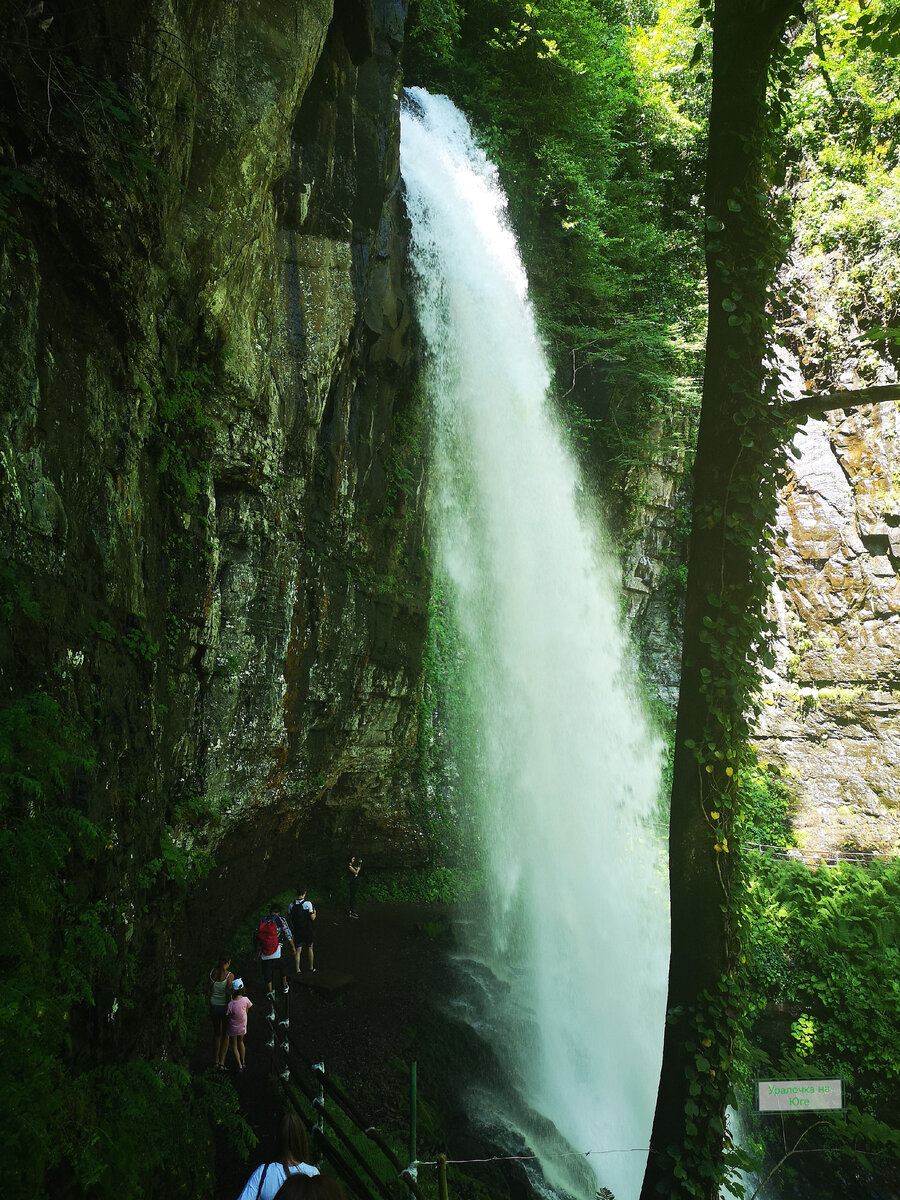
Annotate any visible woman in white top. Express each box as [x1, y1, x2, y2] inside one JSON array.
[[236, 1113, 319, 1200], [207, 953, 233, 1070]]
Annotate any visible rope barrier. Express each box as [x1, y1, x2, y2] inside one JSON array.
[[416, 1147, 652, 1166], [744, 841, 898, 863]]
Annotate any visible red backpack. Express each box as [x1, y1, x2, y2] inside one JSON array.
[[256, 918, 279, 956]]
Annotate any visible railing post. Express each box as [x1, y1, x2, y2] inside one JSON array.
[[438, 1153, 449, 1200], [408, 1060, 418, 1200], [279, 1012, 291, 1080], [265, 995, 276, 1050], [314, 1061, 326, 1167]]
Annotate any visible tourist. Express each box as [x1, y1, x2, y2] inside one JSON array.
[[256, 903, 295, 995], [347, 856, 361, 919], [225, 977, 252, 1072], [273, 1173, 347, 1199], [236, 1113, 319, 1200], [288, 887, 316, 973], [207, 952, 234, 1070]]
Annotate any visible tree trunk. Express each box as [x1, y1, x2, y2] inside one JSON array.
[[640, 3, 798, 1197]]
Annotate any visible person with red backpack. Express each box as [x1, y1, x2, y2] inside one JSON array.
[[255, 903, 295, 997]]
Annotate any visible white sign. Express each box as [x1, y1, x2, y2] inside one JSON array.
[[758, 1079, 843, 1112]]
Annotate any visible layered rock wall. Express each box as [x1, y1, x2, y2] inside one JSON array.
[[0, 0, 423, 1040], [757, 404, 900, 853], [754, 242, 900, 854]]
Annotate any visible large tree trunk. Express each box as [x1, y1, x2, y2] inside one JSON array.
[[640, 3, 798, 1198]]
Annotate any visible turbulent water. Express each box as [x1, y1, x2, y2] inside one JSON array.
[[400, 89, 670, 1200]]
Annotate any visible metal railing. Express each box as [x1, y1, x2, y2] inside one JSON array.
[[262, 990, 428, 1200]]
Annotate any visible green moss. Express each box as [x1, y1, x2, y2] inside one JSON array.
[[364, 865, 484, 904], [0, 645, 246, 1196], [155, 364, 216, 506]]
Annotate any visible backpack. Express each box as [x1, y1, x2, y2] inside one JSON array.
[[255, 918, 279, 956], [289, 899, 312, 939]]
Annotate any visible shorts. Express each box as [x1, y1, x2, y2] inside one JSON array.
[[260, 955, 282, 985], [210, 1003, 228, 1023]]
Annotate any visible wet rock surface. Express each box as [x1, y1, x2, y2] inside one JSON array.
[[1, 0, 425, 1064], [758, 404, 900, 853]]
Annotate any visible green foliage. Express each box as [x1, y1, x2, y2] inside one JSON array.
[[0, 692, 82, 816], [60, 1061, 253, 1199], [790, 1011, 817, 1058], [406, 0, 706, 534], [0, 689, 247, 1197], [407, 0, 464, 77], [743, 858, 900, 1091], [736, 761, 797, 847], [155, 364, 216, 506], [737, 856, 900, 1196], [718, 18, 900, 1184], [778, 0, 900, 374], [122, 625, 160, 662], [365, 865, 484, 904]]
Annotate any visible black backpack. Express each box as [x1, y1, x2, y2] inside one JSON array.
[[289, 898, 312, 939]]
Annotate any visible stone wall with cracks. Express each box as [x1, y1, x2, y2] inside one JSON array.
[[754, 244, 900, 855], [0, 0, 425, 1039]]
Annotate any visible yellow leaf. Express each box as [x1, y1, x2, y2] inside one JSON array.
[[710, 811, 720, 821]]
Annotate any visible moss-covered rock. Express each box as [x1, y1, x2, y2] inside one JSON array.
[[0, 5, 425, 1174]]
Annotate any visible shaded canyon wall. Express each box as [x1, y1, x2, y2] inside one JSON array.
[[0, 0, 426, 1035]]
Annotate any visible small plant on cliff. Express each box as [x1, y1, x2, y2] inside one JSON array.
[[122, 625, 160, 662], [155, 363, 216, 506]]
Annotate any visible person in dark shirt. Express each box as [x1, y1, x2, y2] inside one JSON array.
[[347, 855, 361, 919], [288, 887, 316, 973]]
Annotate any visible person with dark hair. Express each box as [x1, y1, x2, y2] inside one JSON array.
[[236, 1112, 319, 1200], [255, 902, 295, 996], [347, 856, 361, 919], [273, 1173, 348, 1199], [288, 887, 316, 973], [207, 952, 234, 1069]]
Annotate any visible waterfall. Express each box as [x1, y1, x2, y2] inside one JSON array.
[[400, 89, 670, 1200]]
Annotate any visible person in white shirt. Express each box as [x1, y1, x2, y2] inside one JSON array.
[[288, 887, 317, 974], [236, 1113, 319, 1200]]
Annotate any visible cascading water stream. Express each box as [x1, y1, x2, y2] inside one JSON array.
[[400, 89, 670, 1200]]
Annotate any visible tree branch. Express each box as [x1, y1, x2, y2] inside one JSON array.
[[783, 383, 900, 418]]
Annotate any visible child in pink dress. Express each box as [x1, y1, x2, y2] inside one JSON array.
[[225, 978, 252, 1071]]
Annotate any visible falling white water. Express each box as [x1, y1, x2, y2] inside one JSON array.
[[400, 89, 670, 1200]]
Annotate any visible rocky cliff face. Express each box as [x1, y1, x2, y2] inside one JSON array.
[[757, 403, 900, 854], [754, 249, 900, 855], [1, 0, 425, 1037]]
